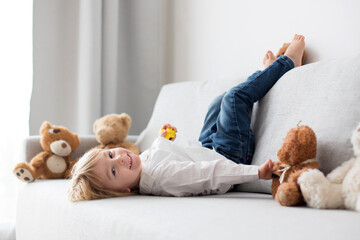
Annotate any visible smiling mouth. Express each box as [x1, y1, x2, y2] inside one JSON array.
[[128, 154, 133, 169]]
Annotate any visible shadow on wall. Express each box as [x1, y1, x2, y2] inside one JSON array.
[[317, 140, 353, 175]]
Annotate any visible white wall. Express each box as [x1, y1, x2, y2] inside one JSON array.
[[167, 0, 360, 83]]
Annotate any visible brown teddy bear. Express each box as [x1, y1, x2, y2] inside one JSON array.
[[271, 125, 319, 206], [13, 121, 80, 182], [93, 113, 140, 154], [276, 42, 306, 65]]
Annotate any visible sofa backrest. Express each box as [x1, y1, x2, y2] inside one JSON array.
[[136, 53, 360, 193], [136, 77, 246, 151]]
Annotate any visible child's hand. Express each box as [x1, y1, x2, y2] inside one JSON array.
[[159, 123, 178, 141], [258, 159, 274, 180]]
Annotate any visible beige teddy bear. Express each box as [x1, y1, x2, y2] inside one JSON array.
[[93, 113, 140, 154], [298, 122, 360, 211]]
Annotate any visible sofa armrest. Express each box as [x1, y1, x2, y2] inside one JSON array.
[[23, 135, 139, 162]]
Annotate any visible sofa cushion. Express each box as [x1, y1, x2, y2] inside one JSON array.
[[137, 54, 360, 194], [16, 180, 360, 240]]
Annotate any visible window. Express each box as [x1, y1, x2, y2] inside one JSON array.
[[0, 0, 33, 222]]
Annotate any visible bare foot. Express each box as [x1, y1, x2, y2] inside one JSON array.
[[263, 51, 276, 68], [284, 34, 305, 67]]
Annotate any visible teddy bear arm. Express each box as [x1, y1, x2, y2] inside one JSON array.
[[272, 161, 282, 175], [30, 152, 49, 168], [326, 158, 356, 184], [64, 158, 77, 178]]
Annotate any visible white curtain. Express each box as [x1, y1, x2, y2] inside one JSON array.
[[32, 0, 258, 136], [30, 0, 172, 135], [0, 0, 32, 231]]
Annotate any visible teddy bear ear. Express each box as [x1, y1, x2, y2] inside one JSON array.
[[120, 113, 131, 127], [40, 121, 52, 134], [297, 126, 315, 145]]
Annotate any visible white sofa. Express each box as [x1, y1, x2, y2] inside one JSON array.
[[16, 54, 360, 240]]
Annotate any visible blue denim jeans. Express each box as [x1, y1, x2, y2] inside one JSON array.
[[198, 55, 295, 164]]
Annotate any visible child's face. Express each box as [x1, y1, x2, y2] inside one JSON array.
[[92, 148, 142, 192]]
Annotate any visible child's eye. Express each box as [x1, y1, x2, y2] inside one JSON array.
[[109, 152, 113, 159], [112, 167, 116, 176]]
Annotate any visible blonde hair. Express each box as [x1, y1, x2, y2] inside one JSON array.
[[68, 147, 132, 202]]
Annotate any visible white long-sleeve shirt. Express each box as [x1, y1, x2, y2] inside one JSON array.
[[139, 137, 259, 197]]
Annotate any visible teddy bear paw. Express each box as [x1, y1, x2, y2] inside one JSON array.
[[298, 169, 341, 209], [278, 190, 287, 205], [297, 169, 323, 203], [14, 168, 34, 183], [277, 189, 302, 206]]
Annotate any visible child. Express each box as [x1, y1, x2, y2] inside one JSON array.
[[199, 34, 305, 165], [68, 34, 305, 201]]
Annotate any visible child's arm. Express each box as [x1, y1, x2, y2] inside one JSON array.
[[159, 123, 178, 141], [258, 159, 274, 180], [148, 158, 260, 197]]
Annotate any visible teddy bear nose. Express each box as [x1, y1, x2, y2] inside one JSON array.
[[61, 143, 67, 148]]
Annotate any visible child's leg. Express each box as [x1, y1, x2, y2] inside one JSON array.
[[198, 93, 224, 144], [199, 55, 294, 164]]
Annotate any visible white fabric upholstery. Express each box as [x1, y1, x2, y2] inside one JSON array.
[[16, 180, 360, 240], [137, 54, 360, 193], [0, 220, 15, 240]]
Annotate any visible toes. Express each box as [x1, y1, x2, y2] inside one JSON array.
[[264, 50, 274, 60], [263, 53, 269, 63], [268, 51, 275, 59], [265, 51, 271, 58], [293, 34, 304, 41]]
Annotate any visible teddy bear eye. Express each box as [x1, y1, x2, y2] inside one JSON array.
[[48, 129, 61, 134], [109, 152, 113, 159]]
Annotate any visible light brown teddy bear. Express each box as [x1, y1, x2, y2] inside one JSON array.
[[13, 121, 80, 182], [93, 113, 140, 155], [276, 42, 306, 65], [271, 125, 319, 206]]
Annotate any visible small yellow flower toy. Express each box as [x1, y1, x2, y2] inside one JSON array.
[[159, 127, 176, 140]]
